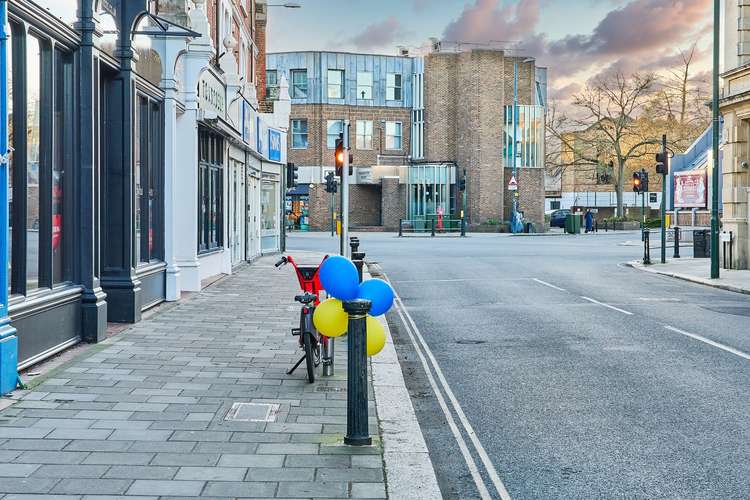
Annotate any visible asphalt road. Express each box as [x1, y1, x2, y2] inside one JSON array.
[[287, 231, 750, 500]]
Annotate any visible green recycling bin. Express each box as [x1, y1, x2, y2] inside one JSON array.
[[565, 214, 582, 234]]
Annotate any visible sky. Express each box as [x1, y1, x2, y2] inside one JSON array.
[[267, 0, 714, 103]]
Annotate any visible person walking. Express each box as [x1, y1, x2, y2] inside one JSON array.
[[585, 209, 594, 233]]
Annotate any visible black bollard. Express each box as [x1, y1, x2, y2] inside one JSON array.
[[352, 251, 365, 283], [399, 219, 403, 237], [349, 237, 360, 254], [673, 226, 680, 259], [343, 299, 372, 446], [461, 217, 466, 237], [643, 230, 652, 265], [431, 218, 436, 237]]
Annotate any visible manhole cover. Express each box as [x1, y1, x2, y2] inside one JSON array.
[[315, 386, 345, 393], [225, 402, 280, 422], [456, 339, 487, 345]]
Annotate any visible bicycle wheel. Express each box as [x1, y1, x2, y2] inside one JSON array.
[[303, 330, 316, 383]]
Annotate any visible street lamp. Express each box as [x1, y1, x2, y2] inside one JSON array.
[[710, 0, 720, 279], [267, 2, 302, 7], [511, 57, 534, 233]]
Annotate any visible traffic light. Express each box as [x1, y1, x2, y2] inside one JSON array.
[[655, 151, 668, 175], [325, 171, 337, 193], [458, 175, 466, 191], [333, 133, 354, 177], [633, 172, 643, 193], [640, 170, 649, 192], [286, 162, 298, 188]]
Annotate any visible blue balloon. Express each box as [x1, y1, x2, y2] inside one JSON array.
[[357, 278, 394, 316], [319, 256, 360, 301]]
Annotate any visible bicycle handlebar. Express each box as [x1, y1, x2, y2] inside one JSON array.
[[275, 257, 288, 268]]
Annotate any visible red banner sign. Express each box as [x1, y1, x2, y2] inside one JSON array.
[[674, 170, 707, 208]]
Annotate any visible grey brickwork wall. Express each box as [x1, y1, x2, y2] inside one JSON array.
[[503, 167, 545, 229], [307, 184, 383, 230], [381, 177, 406, 231]]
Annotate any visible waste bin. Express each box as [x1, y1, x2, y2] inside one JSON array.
[[565, 214, 581, 234], [693, 229, 711, 258], [524, 222, 534, 233]]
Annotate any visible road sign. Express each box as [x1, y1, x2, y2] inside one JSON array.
[[508, 176, 518, 191]]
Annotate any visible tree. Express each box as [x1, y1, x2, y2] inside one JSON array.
[[568, 72, 660, 216]]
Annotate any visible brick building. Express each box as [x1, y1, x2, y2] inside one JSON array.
[[267, 46, 548, 231]]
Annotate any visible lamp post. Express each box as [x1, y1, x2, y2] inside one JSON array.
[[710, 0, 720, 279], [511, 57, 534, 233], [0, 0, 18, 395], [267, 2, 302, 7]]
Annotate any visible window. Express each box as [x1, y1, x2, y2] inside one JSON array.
[[8, 29, 74, 294], [134, 95, 164, 263], [198, 128, 224, 252], [291, 119, 308, 149], [385, 122, 402, 150], [356, 120, 373, 150], [327, 120, 344, 149], [290, 69, 307, 99], [550, 200, 561, 210], [266, 69, 279, 100], [327, 69, 344, 99], [387, 73, 402, 100], [357, 72, 372, 100]]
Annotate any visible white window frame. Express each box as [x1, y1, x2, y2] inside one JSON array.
[[386, 121, 402, 150], [357, 72, 373, 100], [291, 119, 308, 149], [356, 120, 373, 150], [387, 73, 402, 101], [327, 119, 344, 149], [327, 69, 344, 99]]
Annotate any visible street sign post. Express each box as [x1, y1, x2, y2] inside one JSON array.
[[508, 176, 518, 191]]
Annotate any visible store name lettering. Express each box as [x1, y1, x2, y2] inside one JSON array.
[[199, 76, 226, 116]]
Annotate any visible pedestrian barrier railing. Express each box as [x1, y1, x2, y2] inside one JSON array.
[[398, 218, 466, 237]]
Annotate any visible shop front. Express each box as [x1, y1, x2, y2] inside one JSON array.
[[256, 121, 286, 254]]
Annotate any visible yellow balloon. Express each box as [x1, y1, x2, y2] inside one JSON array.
[[366, 316, 386, 356], [313, 298, 348, 338]]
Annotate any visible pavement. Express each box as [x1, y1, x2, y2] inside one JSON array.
[[288, 232, 750, 499], [0, 253, 439, 499], [630, 257, 750, 295]]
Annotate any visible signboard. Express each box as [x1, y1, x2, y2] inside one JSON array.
[[674, 170, 707, 208], [242, 100, 256, 148], [508, 176, 518, 191], [268, 129, 282, 162], [649, 193, 657, 203], [198, 70, 226, 119], [721, 232, 732, 243]]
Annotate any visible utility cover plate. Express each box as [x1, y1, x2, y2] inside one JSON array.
[[225, 402, 280, 422]]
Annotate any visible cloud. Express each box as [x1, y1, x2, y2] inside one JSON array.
[[550, 82, 582, 101], [412, 0, 431, 11], [440, 0, 711, 85], [349, 17, 405, 51]]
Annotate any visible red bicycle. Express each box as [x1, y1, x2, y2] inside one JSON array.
[[275, 255, 330, 383]]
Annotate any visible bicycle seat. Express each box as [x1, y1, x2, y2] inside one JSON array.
[[294, 293, 317, 304]]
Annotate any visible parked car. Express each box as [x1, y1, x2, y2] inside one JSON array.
[[549, 209, 571, 228]]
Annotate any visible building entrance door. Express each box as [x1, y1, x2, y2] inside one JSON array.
[[407, 164, 455, 221], [246, 174, 259, 260]]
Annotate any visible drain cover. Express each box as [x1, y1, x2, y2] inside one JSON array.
[[225, 402, 280, 422]]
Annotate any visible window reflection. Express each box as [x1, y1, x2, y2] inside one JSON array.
[[53, 49, 70, 284], [7, 25, 13, 293], [26, 36, 41, 291]]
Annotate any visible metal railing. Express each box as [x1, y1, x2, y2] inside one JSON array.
[[399, 218, 466, 237]]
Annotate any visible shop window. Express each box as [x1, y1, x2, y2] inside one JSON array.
[[291, 119, 308, 149], [357, 72, 372, 100], [290, 69, 307, 99], [356, 120, 373, 150], [327, 69, 344, 99], [385, 121, 402, 150], [387, 73, 402, 101], [327, 120, 344, 149], [135, 95, 164, 264], [8, 26, 74, 295], [198, 128, 224, 253]]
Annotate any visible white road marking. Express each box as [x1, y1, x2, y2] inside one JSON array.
[[639, 297, 681, 302], [532, 278, 566, 292], [392, 277, 530, 284], [580, 296, 634, 315], [664, 326, 750, 362], [386, 272, 513, 500]]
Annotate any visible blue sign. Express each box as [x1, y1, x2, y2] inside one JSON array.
[[268, 129, 282, 162]]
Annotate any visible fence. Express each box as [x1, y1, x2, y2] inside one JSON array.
[[399, 218, 466, 237]]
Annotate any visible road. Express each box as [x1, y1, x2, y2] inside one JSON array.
[[287, 231, 750, 499]]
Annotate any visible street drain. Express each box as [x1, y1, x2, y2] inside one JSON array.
[[315, 386, 345, 393], [225, 402, 280, 422], [456, 339, 487, 345]]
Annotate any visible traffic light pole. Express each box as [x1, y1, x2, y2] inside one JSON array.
[[660, 135, 667, 264], [330, 191, 335, 238], [340, 122, 350, 258], [710, 0, 720, 279]]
